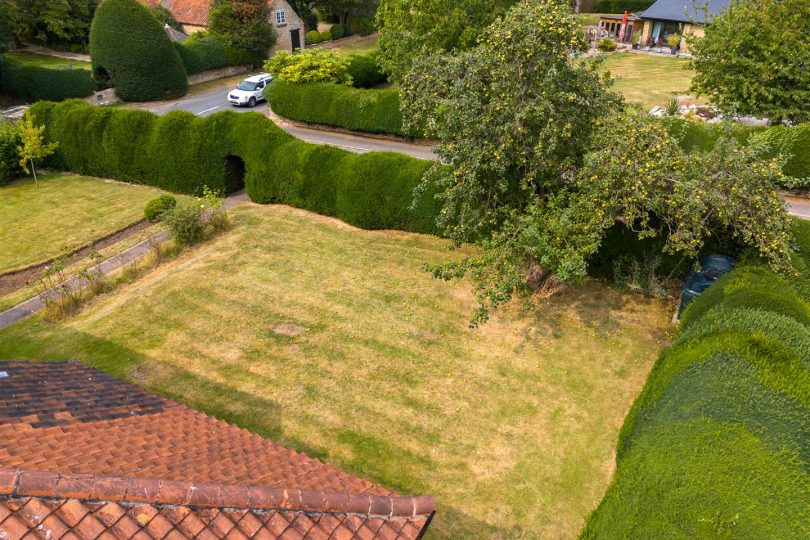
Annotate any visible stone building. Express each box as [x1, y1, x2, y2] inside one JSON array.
[[141, 0, 305, 54]]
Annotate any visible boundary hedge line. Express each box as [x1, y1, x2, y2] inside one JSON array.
[[662, 118, 810, 180], [591, 0, 655, 12], [174, 36, 229, 75], [265, 81, 407, 136], [28, 100, 440, 234], [0, 57, 96, 102], [581, 219, 810, 538]]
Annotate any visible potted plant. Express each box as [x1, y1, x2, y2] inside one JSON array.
[[667, 33, 681, 55]]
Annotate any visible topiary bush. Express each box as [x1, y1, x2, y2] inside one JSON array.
[[27, 99, 440, 234], [581, 219, 810, 538], [265, 81, 409, 136], [346, 52, 387, 88], [174, 35, 229, 75], [305, 30, 325, 45], [0, 57, 96, 102], [144, 194, 177, 222], [89, 0, 188, 101]]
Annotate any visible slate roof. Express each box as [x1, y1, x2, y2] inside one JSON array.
[[0, 361, 435, 539], [640, 0, 731, 23]]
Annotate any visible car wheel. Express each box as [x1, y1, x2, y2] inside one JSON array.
[[248, 97, 256, 108]]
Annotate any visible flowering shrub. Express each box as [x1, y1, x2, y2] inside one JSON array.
[[597, 37, 616, 52], [264, 49, 352, 85], [162, 186, 229, 245]]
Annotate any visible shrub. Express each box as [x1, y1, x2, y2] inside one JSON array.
[[305, 30, 325, 45], [346, 52, 387, 88], [329, 24, 344, 40], [319, 31, 332, 42], [349, 17, 375, 36], [89, 0, 188, 101], [0, 121, 22, 185], [265, 81, 409, 136], [582, 222, 810, 537], [597, 37, 616, 52], [264, 49, 352, 84], [174, 35, 229, 75], [163, 201, 204, 245], [144, 194, 177, 222], [0, 57, 96, 101], [28, 100, 438, 234]]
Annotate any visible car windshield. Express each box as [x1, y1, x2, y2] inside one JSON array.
[[237, 81, 259, 91]]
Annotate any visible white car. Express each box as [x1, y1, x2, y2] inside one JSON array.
[[227, 73, 273, 108]]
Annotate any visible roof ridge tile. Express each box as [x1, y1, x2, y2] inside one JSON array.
[[0, 468, 436, 520]]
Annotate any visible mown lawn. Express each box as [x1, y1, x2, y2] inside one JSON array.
[[0, 204, 670, 538], [332, 33, 379, 55], [4, 51, 91, 70], [0, 174, 175, 273], [601, 52, 698, 110]]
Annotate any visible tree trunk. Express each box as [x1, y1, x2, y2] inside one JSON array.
[[31, 159, 38, 188]]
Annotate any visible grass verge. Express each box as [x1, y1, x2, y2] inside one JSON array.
[[0, 204, 669, 538]]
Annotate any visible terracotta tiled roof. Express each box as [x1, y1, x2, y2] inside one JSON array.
[[0, 361, 435, 539], [141, 0, 213, 27]]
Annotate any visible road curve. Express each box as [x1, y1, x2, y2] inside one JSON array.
[[143, 86, 437, 161]]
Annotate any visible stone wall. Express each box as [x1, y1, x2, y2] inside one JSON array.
[[187, 64, 251, 85], [269, 0, 305, 54]]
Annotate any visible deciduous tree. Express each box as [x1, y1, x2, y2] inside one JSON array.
[[209, 0, 277, 62], [689, 0, 810, 123], [376, 0, 515, 81], [403, 0, 794, 325], [17, 115, 57, 188]]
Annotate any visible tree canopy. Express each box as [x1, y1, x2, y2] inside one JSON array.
[[209, 0, 277, 64], [689, 0, 810, 123], [375, 0, 516, 81], [402, 0, 794, 324], [9, 0, 97, 48]]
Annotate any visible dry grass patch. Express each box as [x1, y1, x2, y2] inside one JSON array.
[[0, 204, 670, 539]]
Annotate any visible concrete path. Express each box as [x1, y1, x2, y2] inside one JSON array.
[[16, 45, 91, 63], [785, 195, 810, 221], [0, 192, 249, 331]]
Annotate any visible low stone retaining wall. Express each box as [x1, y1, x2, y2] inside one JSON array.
[[308, 33, 377, 50], [187, 64, 251, 85]]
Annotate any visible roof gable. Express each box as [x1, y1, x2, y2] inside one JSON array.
[[641, 0, 730, 23]]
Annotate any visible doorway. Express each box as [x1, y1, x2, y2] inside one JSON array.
[[290, 29, 301, 51], [224, 155, 246, 194]]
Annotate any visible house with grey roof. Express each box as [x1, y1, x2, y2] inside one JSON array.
[[638, 0, 731, 52]]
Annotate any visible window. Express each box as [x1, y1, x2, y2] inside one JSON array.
[[276, 10, 286, 25]]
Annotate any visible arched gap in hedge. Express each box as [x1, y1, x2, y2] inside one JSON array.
[[94, 66, 111, 84], [224, 154, 246, 194]]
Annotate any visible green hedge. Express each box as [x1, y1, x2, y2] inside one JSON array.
[[174, 36, 229, 75], [0, 57, 95, 102], [662, 118, 810, 180], [265, 80, 407, 136], [0, 121, 22, 185], [346, 52, 387, 88], [591, 0, 655, 12], [28, 99, 440, 234], [581, 219, 810, 538], [89, 0, 188, 102]]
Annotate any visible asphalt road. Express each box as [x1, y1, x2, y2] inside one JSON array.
[[149, 86, 437, 161]]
